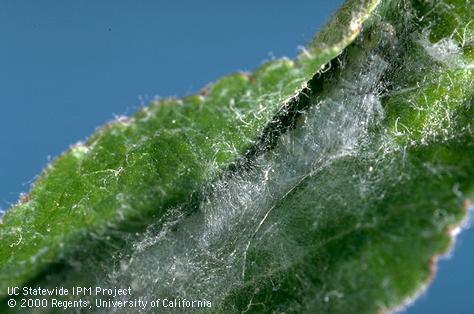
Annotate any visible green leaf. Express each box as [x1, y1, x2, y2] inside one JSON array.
[[1, 0, 473, 313]]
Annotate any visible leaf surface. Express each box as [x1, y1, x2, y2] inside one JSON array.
[[1, 0, 473, 313]]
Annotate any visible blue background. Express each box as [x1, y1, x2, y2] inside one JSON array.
[[0, 1, 472, 313]]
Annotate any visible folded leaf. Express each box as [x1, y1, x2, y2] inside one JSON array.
[[1, 0, 473, 313]]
